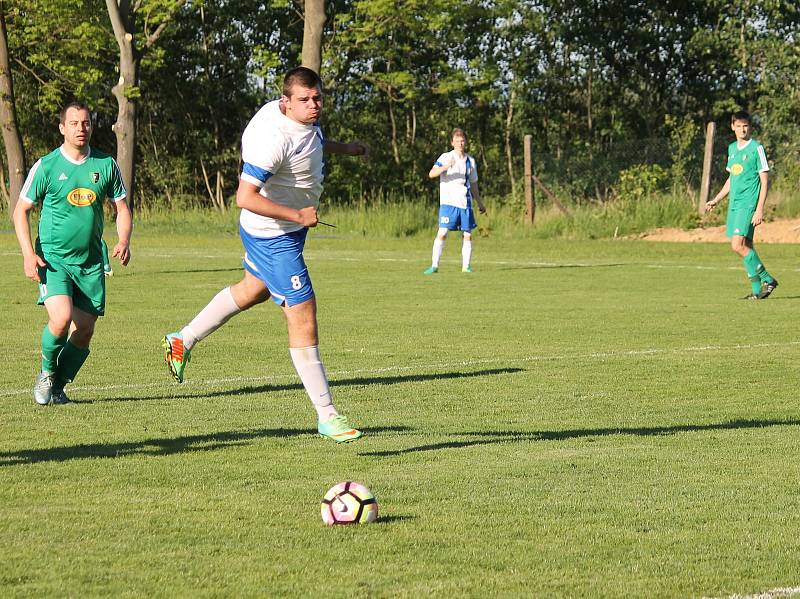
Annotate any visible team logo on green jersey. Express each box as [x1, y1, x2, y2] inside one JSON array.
[[91, 172, 100, 183], [731, 163, 744, 176], [67, 188, 97, 206]]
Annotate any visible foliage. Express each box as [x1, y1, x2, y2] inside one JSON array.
[[2, 0, 799, 212]]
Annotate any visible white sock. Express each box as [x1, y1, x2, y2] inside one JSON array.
[[462, 239, 472, 269], [432, 238, 445, 268], [182, 287, 241, 350], [289, 346, 338, 422]]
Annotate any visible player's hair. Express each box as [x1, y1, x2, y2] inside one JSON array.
[[283, 67, 322, 98], [59, 101, 91, 124], [451, 127, 467, 140], [731, 110, 751, 124]]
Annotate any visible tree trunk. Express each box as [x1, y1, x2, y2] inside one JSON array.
[[504, 86, 516, 198], [106, 0, 139, 209], [0, 1, 26, 218], [302, 0, 326, 75]]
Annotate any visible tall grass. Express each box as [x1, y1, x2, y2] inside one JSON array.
[[3, 186, 799, 241]]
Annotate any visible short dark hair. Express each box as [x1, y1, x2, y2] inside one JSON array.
[[731, 110, 751, 124], [59, 101, 91, 124], [282, 67, 322, 98], [451, 127, 467, 140]]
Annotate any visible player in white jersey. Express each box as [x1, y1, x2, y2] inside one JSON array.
[[423, 128, 485, 274], [162, 67, 368, 443]]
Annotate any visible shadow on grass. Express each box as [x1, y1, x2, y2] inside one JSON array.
[[92, 367, 523, 403], [151, 267, 243, 275], [0, 425, 412, 466], [498, 262, 626, 271], [360, 418, 800, 457]]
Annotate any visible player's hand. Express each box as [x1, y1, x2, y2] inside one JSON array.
[[23, 253, 47, 282], [478, 205, 487, 215], [113, 241, 131, 266], [704, 199, 718, 213], [448, 156, 456, 168], [751, 208, 764, 227], [352, 141, 370, 161], [297, 206, 319, 228]]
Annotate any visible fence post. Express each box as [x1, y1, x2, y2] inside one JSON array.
[[698, 122, 716, 215], [524, 134, 534, 225]]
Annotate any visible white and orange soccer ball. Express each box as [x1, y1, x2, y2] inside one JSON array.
[[321, 481, 378, 526]]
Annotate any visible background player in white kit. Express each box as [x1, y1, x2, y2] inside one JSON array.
[[162, 67, 368, 443], [424, 128, 485, 274]]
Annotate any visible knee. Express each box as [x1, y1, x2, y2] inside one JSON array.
[[48, 314, 72, 337]]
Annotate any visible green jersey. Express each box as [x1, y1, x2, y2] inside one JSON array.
[[21, 146, 127, 265], [726, 138, 769, 209]]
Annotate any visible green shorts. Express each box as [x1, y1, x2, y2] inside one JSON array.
[[37, 258, 105, 316], [726, 205, 756, 240]]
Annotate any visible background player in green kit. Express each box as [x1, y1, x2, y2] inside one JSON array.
[[705, 111, 778, 300], [12, 102, 133, 405]]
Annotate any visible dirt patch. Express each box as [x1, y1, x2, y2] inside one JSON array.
[[639, 217, 800, 243]]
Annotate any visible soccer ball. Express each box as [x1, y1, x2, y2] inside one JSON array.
[[321, 481, 378, 526]]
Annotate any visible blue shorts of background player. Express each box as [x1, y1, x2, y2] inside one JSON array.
[[438, 205, 476, 232], [239, 226, 314, 307]]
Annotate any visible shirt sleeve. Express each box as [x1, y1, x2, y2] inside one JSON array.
[[108, 158, 128, 201], [757, 144, 769, 172], [240, 119, 286, 188], [19, 159, 46, 204], [433, 153, 449, 168], [469, 156, 478, 182]]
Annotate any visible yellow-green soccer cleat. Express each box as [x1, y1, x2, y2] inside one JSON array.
[[318, 415, 363, 443], [162, 332, 191, 383]]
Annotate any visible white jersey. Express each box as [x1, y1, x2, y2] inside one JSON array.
[[239, 100, 325, 238], [434, 151, 478, 209]]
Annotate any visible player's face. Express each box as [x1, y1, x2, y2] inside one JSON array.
[[59, 108, 93, 149], [451, 134, 467, 153], [731, 119, 750, 141], [283, 85, 323, 125]]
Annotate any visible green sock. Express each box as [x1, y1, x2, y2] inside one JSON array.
[[748, 248, 774, 284], [742, 251, 763, 294], [41, 325, 67, 374], [55, 341, 90, 385]]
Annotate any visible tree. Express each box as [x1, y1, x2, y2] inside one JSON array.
[[302, 0, 326, 74], [105, 0, 190, 208], [0, 0, 26, 216]]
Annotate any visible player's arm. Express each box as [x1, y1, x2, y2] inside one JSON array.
[[324, 140, 369, 159], [752, 171, 769, 226], [112, 198, 133, 266], [472, 181, 486, 214], [705, 177, 730, 212], [429, 156, 455, 179], [235, 179, 318, 227], [12, 199, 47, 282]]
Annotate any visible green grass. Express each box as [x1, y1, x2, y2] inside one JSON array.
[[2, 228, 800, 598]]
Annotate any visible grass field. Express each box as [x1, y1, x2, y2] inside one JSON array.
[[1, 228, 799, 598]]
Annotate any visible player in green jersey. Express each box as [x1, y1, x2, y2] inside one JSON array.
[[705, 111, 778, 300], [12, 102, 133, 405]]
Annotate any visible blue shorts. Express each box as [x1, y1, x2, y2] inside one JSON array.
[[240, 226, 314, 307], [438, 205, 476, 232]]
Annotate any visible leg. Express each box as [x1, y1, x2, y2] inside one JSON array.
[[284, 298, 361, 442], [33, 295, 73, 405], [54, 306, 96, 395], [462, 230, 473, 272], [733, 236, 763, 297], [163, 271, 269, 382], [425, 228, 449, 274]]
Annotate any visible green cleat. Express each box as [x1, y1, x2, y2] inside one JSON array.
[[423, 266, 438, 275], [462, 266, 474, 273], [33, 372, 55, 406], [318, 415, 363, 443], [162, 332, 191, 383]]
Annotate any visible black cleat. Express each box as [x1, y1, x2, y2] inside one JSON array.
[[758, 278, 779, 299]]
